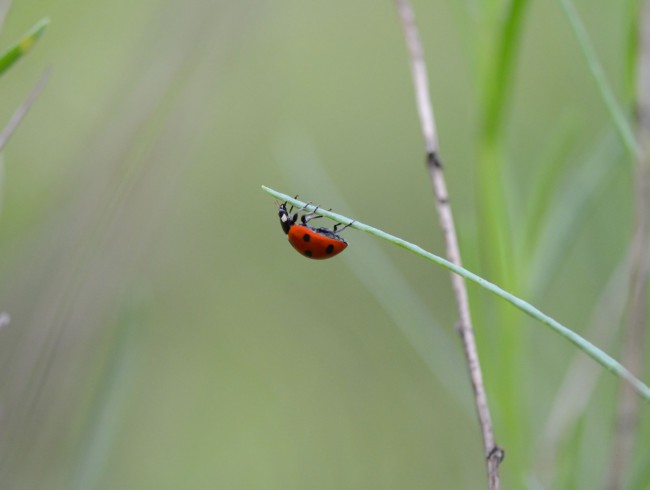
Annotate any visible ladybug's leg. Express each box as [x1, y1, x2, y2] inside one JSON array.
[[303, 215, 323, 224], [301, 206, 321, 225], [289, 200, 311, 223], [297, 201, 313, 213], [334, 220, 355, 233], [303, 207, 333, 224], [286, 196, 303, 214]]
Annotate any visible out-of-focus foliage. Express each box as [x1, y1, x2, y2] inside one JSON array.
[[0, 0, 646, 489]]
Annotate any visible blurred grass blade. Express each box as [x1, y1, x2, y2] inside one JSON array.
[[262, 186, 650, 402], [0, 0, 13, 33], [518, 115, 579, 259], [526, 129, 621, 296], [0, 17, 49, 78], [560, 0, 638, 159], [533, 252, 629, 484], [0, 311, 9, 329], [274, 132, 471, 411], [71, 317, 141, 490], [0, 67, 50, 152]]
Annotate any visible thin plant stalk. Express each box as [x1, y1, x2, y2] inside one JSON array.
[[0, 68, 51, 152], [393, 1, 502, 488], [0, 0, 13, 33], [476, 2, 529, 475], [560, 0, 639, 160]]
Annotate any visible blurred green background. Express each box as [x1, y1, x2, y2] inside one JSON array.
[[0, 0, 647, 488]]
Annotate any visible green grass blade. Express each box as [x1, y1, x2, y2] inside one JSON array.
[[623, 0, 641, 101], [560, 0, 638, 159], [0, 67, 51, 152], [518, 115, 580, 260], [481, 0, 530, 144], [526, 129, 622, 296], [71, 319, 141, 490], [475, 2, 532, 474], [0, 17, 49, 78], [261, 185, 650, 402]]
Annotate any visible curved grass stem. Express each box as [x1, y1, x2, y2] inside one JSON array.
[[261, 185, 650, 403]]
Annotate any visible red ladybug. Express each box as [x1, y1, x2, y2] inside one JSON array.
[[278, 201, 353, 259]]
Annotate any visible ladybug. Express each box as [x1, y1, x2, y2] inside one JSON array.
[[278, 201, 353, 259]]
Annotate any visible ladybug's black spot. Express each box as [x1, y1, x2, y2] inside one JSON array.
[[304, 250, 313, 257], [326, 244, 334, 254], [303, 233, 310, 242]]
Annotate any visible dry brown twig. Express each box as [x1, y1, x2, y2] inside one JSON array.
[[394, 1, 503, 488]]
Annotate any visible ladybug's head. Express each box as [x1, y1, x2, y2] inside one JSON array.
[[278, 202, 295, 235]]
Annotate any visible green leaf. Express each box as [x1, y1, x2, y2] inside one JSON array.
[[0, 17, 50, 78]]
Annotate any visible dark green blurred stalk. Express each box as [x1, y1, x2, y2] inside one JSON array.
[[607, 0, 650, 487], [71, 320, 140, 490], [624, 0, 642, 101], [475, 0, 530, 482]]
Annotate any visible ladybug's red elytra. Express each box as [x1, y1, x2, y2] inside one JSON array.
[[278, 201, 353, 260]]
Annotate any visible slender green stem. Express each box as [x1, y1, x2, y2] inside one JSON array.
[[560, 0, 639, 159], [262, 185, 650, 402], [476, 4, 531, 473], [0, 17, 50, 78], [476, 0, 530, 285], [481, 0, 529, 144]]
